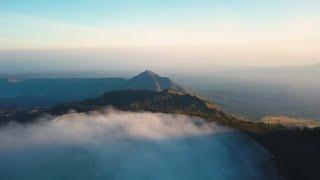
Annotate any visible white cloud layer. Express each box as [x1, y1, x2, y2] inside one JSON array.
[[0, 109, 276, 180], [0, 109, 217, 150]]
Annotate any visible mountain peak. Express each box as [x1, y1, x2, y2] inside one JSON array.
[[139, 69, 158, 77], [144, 69, 156, 74], [121, 70, 184, 92]]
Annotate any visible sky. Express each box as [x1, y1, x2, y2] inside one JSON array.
[[0, 0, 320, 73]]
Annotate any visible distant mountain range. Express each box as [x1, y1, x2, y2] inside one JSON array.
[[0, 70, 183, 108]]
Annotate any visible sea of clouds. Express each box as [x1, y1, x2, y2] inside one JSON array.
[[0, 109, 276, 180]]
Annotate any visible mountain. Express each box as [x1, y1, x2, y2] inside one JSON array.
[[1, 89, 320, 180], [0, 70, 183, 108], [121, 70, 184, 92], [1, 72, 320, 180], [49, 89, 242, 126]]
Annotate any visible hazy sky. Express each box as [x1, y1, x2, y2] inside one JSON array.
[[0, 0, 319, 71]]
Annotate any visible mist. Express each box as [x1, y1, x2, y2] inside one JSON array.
[[0, 109, 276, 180], [173, 65, 320, 121]]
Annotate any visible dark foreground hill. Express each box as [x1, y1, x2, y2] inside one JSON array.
[[0, 89, 320, 180]]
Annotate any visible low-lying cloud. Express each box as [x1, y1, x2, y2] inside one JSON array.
[[0, 109, 276, 180], [0, 109, 216, 149]]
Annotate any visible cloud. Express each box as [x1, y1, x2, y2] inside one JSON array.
[[0, 109, 276, 180], [0, 108, 218, 150]]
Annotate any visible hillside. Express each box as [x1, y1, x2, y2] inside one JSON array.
[[0, 89, 263, 132], [1, 89, 320, 180]]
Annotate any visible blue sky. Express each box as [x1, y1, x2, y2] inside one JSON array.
[[2, 0, 316, 26], [0, 0, 319, 68]]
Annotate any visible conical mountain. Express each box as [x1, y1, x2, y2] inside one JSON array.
[[121, 70, 184, 92]]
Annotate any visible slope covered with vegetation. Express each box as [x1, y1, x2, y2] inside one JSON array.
[[1, 89, 319, 180]]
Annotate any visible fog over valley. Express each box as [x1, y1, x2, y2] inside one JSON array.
[[172, 65, 320, 121], [0, 109, 276, 180]]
